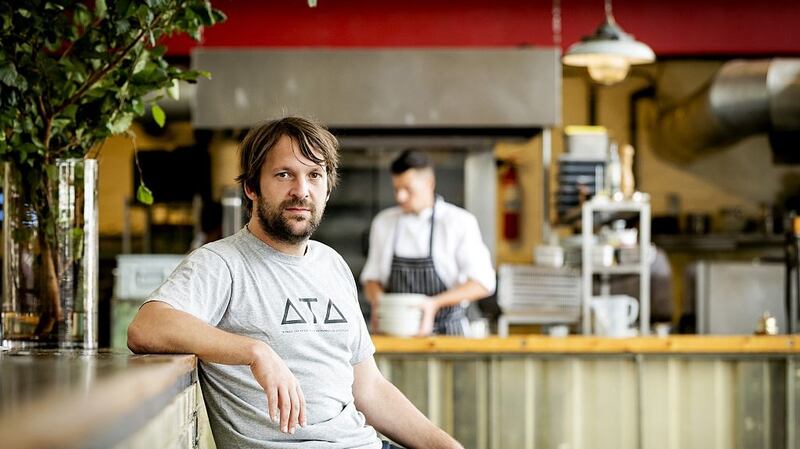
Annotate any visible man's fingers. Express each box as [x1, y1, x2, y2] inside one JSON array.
[[288, 386, 300, 433], [370, 311, 379, 333], [267, 386, 279, 422], [297, 385, 307, 427], [278, 386, 291, 432]]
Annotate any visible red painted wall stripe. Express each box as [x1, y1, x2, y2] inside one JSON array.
[[164, 0, 800, 57]]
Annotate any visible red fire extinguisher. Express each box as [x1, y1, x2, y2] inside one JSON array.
[[502, 164, 521, 241]]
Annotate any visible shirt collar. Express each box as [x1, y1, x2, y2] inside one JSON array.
[[404, 195, 442, 219]]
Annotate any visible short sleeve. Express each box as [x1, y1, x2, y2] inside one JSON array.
[[145, 248, 232, 326], [454, 213, 497, 294], [359, 212, 393, 286]]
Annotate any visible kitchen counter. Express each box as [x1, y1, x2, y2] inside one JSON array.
[[372, 334, 800, 354], [372, 335, 800, 449], [0, 350, 198, 449]]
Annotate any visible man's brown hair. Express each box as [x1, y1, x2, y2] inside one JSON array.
[[236, 116, 340, 211]]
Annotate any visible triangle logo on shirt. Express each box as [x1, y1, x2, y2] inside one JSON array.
[[281, 298, 307, 325], [324, 299, 348, 324]]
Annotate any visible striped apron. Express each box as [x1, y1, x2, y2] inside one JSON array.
[[385, 202, 468, 335]]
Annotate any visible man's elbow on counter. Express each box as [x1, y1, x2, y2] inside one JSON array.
[[127, 314, 154, 354]]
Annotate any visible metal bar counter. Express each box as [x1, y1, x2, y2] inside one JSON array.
[[0, 351, 200, 449], [373, 335, 800, 449]]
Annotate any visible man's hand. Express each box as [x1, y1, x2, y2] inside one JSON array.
[[370, 303, 380, 333], [364, 281, 385, 333], [417, 299, 439, 336], [249, 343, 306, 434]]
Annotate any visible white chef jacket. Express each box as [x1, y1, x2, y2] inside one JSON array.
[[360, 198, 496, 294]]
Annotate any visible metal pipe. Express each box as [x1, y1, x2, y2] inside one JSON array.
[[653, 58, 800, 164]]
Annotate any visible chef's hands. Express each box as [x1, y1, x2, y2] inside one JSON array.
[[364, 281, 385, 333], [369, 303, 379, 333], [417, 299, 439, 336], [249, 343, 306, 434]]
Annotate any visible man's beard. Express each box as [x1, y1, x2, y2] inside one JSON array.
[[256, 196, 323, 245]]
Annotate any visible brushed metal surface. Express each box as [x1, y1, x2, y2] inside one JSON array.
[[654, 58, 800, 163], [377, 353, 799, 449], [191, 49, 561, 129]]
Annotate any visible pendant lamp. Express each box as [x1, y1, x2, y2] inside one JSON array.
[[562, 0, 655, 85]]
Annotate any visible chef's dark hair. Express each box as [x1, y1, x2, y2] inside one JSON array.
[[236, 116, 339, 212], [391, 150, 433, 175]]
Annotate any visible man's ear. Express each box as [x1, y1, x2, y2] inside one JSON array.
[[244, 183, 257, 201]]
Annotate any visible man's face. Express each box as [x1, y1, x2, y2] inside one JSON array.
[[392, 168, 435, 214], [246, 135, 328, 244]]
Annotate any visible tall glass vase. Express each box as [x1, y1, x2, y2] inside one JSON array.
[[2, 159, 98, 349]]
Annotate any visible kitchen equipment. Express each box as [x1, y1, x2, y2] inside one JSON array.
[[534, 244, 565, 267], [654, 322, 671, 337], [685, 213, 711, 235], [591, 295, 639, 337], [580, 196, 651, 335], [548, 324, 569, 337], [497, 264, 581, 336], [111, 254, 185, 350], [113, 255, 186, 300], [468, 318, 490, 339], [692, 261, 786, 334], [557, 154, 605, 222], [755, 312, 778, 335], [592, 244, 615, 267]]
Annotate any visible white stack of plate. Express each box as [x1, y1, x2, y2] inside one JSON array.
[[378, 293, 426, 337]]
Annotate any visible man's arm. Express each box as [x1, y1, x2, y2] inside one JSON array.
[[352, 356, 463, 449], [128, 301, 306, 434], [418, 280, 489, 336], [364, 280, 385, 331]]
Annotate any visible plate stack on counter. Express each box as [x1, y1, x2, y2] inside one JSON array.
[[378, 293, 426, 337]]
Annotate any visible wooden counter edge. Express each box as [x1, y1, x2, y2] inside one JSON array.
[[0, 354, 196, 449], [372, 335, 800, 354]]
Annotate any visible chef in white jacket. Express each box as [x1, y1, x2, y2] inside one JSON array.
[[360, 150, 496, 336]]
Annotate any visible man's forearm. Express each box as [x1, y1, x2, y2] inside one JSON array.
[[431, 279, 489, 309], [129, 301, 307, 433], [128, 301, 268, 365], [364, 281, 384, 304], [354, 359, 463, 449]]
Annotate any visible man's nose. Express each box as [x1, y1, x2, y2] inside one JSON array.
[[290, 177, 310, 198], [395, 189, 408, 204]]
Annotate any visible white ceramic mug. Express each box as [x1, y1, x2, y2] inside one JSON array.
[[591, 295, 638, 337]]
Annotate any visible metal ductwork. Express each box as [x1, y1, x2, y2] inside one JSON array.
[[653, 58, 800, 164], [190, 49, 561, 130]]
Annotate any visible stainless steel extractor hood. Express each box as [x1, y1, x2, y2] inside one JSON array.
[[191, 48, 561, 130]]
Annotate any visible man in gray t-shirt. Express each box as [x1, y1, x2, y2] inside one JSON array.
[[128, 116, 462, 449]]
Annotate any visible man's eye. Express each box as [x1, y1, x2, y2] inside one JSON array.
[[276, 172, 289, 178], [310, 172, 323, 179]]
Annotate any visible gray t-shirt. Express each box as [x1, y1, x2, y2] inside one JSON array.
[[147, 228, 380, 449]]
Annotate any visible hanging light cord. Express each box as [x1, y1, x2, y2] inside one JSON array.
[[551, 0, 562, 47], [605, 0, 616, 23]]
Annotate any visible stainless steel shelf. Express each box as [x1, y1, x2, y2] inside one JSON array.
[[581, 196, 651, 335], [593, 265, 643, 275]]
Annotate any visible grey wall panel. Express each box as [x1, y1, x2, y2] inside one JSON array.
[[192, 49, 561, 129]]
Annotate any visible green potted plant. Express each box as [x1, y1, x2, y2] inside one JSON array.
[[0, 0, 225, 348]]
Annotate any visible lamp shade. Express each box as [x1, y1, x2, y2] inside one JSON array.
[[563, 17, 655, 85]]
